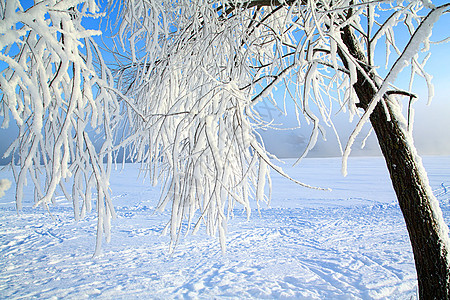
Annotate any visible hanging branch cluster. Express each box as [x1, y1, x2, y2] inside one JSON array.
[[114, 0, 443, 249], [0, 0, 120, 255], [113, 0, 280, 250]]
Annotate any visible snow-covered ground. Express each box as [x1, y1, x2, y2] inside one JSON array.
[[1, 156, 449, 299]]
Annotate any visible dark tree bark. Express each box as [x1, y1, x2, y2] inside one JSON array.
[[339, 25, 450, 299]]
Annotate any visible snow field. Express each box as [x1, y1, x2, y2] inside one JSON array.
[[1, 156, 449, 299]]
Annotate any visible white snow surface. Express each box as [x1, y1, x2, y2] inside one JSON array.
[[1, 156, 450, 299]]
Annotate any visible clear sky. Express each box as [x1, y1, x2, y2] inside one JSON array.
[[0, 1, 449, 165]]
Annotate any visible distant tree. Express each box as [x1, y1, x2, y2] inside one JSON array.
[[1, 0, 449, 297]]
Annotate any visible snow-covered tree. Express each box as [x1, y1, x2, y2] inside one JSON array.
[[111, 0, 450, 297], [1, 0, 449, 297]]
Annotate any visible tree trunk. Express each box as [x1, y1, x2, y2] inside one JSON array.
[[369, 89, 450, 299], [340, 26, 450, 299]]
